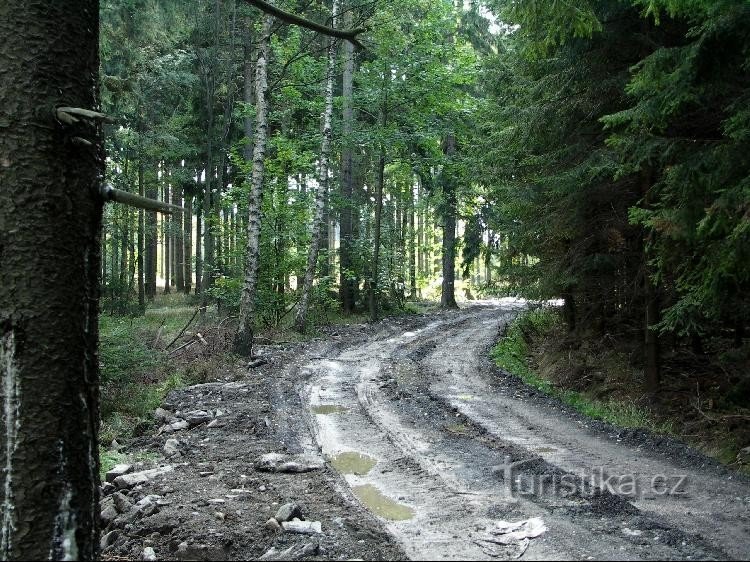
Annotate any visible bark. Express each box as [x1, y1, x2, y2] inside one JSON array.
[[369, 153, 386, 322], [0, 1, 102, 558], [235, 15, 273, 355], [440, 135, 458, 309], [295, 3, 339, 333], [138, 162, 145, 308], [408, 180, 417, 299], [642, 170, 660, 396], [195, 172, 203, 295], [164, 174, 171, 294], [184, 187, 193, 294], [175, 183, 185, 292], [145, 167, 158, 300], [339, 44, 355, 315]]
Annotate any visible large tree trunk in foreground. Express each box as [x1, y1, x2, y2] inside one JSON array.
[[235, 15, 272, 355], [0, 1, 102, 558], [295, 3, 339, 333]]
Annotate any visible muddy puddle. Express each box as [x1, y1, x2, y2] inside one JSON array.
[[352, 484, 415, 521], [312, 404, 347, 415], [330, 452, 377, 475]]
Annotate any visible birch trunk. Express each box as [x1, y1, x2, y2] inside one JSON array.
[[294, 2, 339, 333], [235, 15, 273, 355]]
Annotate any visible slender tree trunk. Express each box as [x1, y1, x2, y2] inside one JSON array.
[[409, 180, 417, 299], [163, 173, 171, 294], [295, 4, 339, 333], [195, 172, 203, 295], [175, 183, 185, 292], [642, 170, 660, 396], [339, 34, 356, 314], [235, 15, 272, 355], [184, 187, 193, 294], [145, 166, 158, 300], [370, 153, 386, 322], [440, 135, 458, 309], [128, 211, 136, 298], [138, 161, 145, 308], [0, 1, 102, 557]]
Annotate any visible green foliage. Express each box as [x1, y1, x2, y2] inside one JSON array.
[[99, 316, 162, 386], [492, 309, 672, 432]]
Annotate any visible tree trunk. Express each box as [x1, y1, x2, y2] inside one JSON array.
[[0, 1, 102, 557], [163, 173, 171, 294], [295, 4, 339, 333], [138, 161, 145, 308], [440, 135, 458, 309], [195, 172, 203, 295], [369, 153, 386, 322], [145, 166, 158, 300], [175, 183, 185, 292], [642, 170, 660, 396], [408, 180, 417, 299], [235, 15, 273, 355], [184, 186, 193, 294]]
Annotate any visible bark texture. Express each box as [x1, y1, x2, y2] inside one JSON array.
[[440, 135, 458, 309], [0, 1, 102, 558], [235, 15, 272, 355], [295, 3, 339, 333]]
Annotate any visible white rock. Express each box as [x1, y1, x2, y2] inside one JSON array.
[[113, 466, 174, 489], [281, 520, 322, 535], [163, 438, 181, 458], [105, 464, 133, 483], [143, 546, 157, 561]]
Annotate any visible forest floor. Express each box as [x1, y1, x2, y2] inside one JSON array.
[[100, 300, 750, 561]]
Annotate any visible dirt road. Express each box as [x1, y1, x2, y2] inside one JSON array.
[[109, 300, 750, 561], [293, 300, 750, 560]]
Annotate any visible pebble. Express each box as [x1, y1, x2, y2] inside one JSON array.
[[265, 517, 281, 531]]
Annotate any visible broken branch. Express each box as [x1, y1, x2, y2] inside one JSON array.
[[56, 106, 116, 125], [241, 0, 366, 49], [101, 184, 184, 214]]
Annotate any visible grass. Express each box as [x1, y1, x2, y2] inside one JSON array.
[[98, 294, 220, 476], [491, 308, 673, 434]]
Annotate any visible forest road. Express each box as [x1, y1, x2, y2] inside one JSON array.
[[281, 299, 750, 561]]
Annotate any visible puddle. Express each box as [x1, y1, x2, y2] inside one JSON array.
[[352, 484, 415, 521], [330, 452, 377, 475], [312, 405, 347, 415], [445, 423, 470, 435], [534, 447, 558, 453]]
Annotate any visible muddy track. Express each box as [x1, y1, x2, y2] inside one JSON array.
[[278, 300, 750, 561]]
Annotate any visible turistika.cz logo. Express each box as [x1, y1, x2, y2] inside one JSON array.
[[491, 456, 688, 499]]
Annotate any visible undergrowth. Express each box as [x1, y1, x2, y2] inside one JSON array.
[[491, 308, 673, 433]]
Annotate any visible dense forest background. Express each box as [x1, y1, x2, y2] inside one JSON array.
[[98, 0, 749, 460]]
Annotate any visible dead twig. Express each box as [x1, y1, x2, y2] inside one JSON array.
[[164, 306, 206, 350]]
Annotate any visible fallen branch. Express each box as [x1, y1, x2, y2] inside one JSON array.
[[164, 306, 206, 350], [168, 339, 196, 356]]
